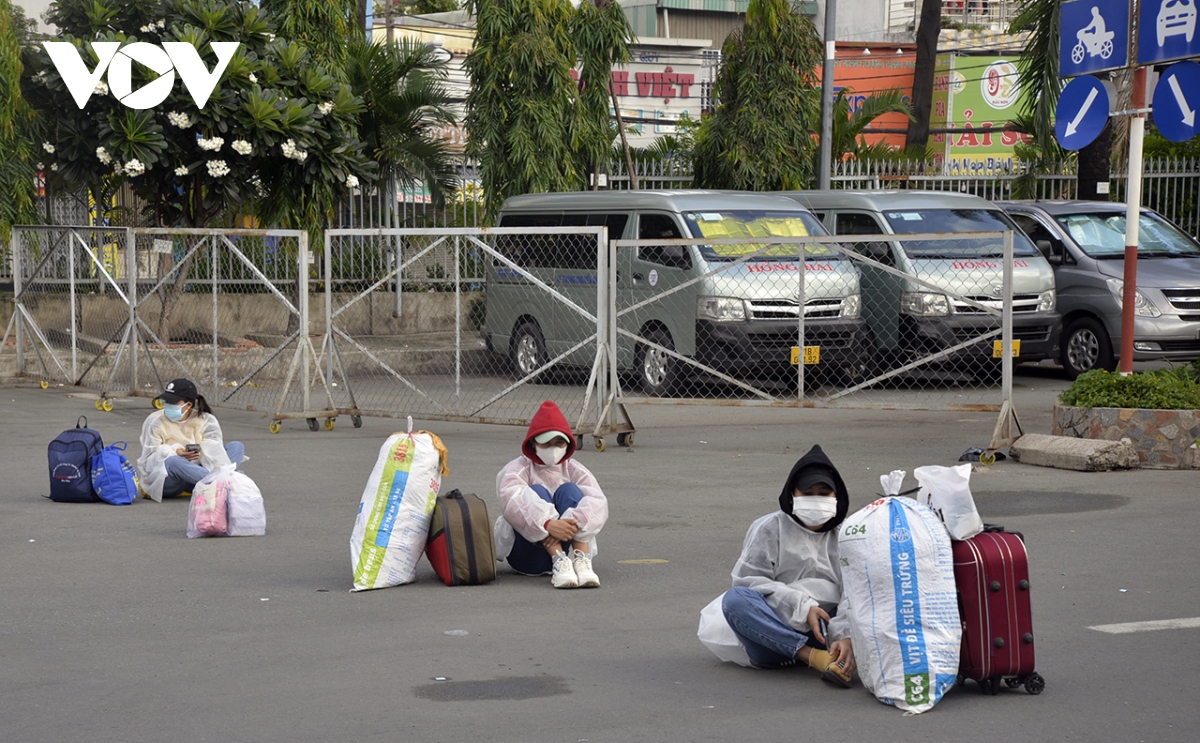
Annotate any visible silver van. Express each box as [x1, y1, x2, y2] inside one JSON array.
[[485, 191, 868, 394], [776, 190, 1060, 370], [1001, 200, 1200, 378]]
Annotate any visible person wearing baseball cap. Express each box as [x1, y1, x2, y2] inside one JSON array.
[[708, 445, 856, 687], [135, 378, 245, 502], [494, 400, 609, 589]]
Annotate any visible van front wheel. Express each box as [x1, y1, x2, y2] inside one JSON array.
[[637, 328, 678, 396], [1060, 317, 1114, 380], [511, 322, 547, 382]]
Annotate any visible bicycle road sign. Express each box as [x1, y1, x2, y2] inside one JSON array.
[[1060, 0, 1131, 77]]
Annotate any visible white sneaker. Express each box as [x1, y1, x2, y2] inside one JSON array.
[[571, 549, 600, 588], [551, 552, 579, 589]]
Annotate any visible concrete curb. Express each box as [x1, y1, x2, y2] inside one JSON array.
[[1009, 432, 1140, 472]]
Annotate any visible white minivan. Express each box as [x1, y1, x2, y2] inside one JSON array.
[[485, 191, 869, 394], [777, 190, 1061, 370]]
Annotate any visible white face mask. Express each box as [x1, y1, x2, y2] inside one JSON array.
[[539, 445, 567, 465], [792, 496, 838, 528]]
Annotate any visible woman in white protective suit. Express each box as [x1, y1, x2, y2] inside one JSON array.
[[136, 378, 245, 502], [721, 444, 856, 687], [494, 400, 608, 589]]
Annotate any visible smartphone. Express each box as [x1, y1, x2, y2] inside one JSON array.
[[818, 617, 830, 642], [185, 444, 200, 453]]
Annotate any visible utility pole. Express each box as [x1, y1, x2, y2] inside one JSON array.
[[817, 0, 837, 190], [386, 0, 395, 44]]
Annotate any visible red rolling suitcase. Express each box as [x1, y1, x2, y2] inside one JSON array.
[[952, 526, 1045, 695]]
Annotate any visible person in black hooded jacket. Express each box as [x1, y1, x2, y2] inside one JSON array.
[[720, 444, 855, 686]]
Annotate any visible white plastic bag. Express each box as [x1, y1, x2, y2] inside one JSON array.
[[697, 592, 753, 667], [351, 420, 449, 591], [914, 463, 984, 541], [187, 467, 229, 538], [838, 496, 961, 714], [226, 469, 266, 537]]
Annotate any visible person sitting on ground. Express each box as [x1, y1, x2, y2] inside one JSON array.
[[720, 444, 856, 687], [136, 378, 245, 501], [494, 400, 608, 589]]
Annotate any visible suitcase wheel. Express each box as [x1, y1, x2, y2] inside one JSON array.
[[1023, 672, 1045, 695], [1005, 677, 1022, 688]]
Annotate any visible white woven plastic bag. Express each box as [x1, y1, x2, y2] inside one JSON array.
[[351, 422, 448, 591], [226, 469, 266, 537], [838, 495, 961, 714]]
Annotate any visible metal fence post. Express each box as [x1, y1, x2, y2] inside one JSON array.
[[69, 230, 77, 381], [211, 234, 219, 392], [300, 231, 311, 415], [13, 229, 23, 374], [1002, 229, 1014, 411], [127, 227, 137, 392]]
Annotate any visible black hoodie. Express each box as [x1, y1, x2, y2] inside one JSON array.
[[777, 445, 850, 533]]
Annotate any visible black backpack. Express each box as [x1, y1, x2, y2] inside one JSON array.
[[48, 416, 105, 503]]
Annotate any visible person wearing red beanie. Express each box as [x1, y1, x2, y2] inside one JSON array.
[[493, 400, 609, 588]]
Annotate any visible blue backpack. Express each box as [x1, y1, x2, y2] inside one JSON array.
[[91, 441, 140, 505], [48, 416, 104, 502]]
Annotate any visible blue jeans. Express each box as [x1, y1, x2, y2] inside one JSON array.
[[722, 586, 830, 669], [162, 442, 244, 497], [506, 482, 584, 576]]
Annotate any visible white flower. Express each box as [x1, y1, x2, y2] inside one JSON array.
[[317, 101, 335, 115], [231, 139, 253, 156], [206, 160, 230, 178], [36, 162, 44, 170], [156, 19, 166, 28], [96, 147, 111, 164], [281, 139, 308, 162], [345, 174, 359, 188], [139, 24, 152, 33], [167, 111, 194, 129], [93, 80, 108, 96], [197, 136, 224, 152], [123, 159, 146, 177], [50, 163, 58, 171], [175, 166, 189, 176], [248, 73, 258, 84], [42, 142, 54, 153], [250, 175, 266, 197]]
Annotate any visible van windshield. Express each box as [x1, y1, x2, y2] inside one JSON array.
[[683, 210, 837, 261], [881, 209, 1040, 258], [1054, 211, 1200, 259]]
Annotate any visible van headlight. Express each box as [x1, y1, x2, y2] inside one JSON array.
[[1105, 279, 1161, 317], [1037, 289, 1056, 312], [841, 293, 861, 319], [697, 296, 748, 322], [900, 291, 950, 317]]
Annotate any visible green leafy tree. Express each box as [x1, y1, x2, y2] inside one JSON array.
[[825, 88, 914, 164], [464, 0, 579, 219], [571, 0, 633, 187], [260, 0, 357, 71], [692, 0, 822, 190], [1, 0, 38, 245]]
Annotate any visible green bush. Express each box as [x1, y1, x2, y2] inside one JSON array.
[[1059, 365, 1200, 410]]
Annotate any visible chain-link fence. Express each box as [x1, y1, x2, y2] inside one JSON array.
[[321, 227, 630, 443], [608, 232, 1030, 417], [1, 226, 133, 393]]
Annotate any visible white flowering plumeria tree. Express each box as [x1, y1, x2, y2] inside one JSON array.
[[26, 0, 376, 229]]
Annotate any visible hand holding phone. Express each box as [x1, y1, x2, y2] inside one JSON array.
[[185, 444, 200, 453]]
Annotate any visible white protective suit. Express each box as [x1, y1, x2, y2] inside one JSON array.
[[136, 410, 232, 502], [733, 511, 851, 643], [494, 456, 608, 559]]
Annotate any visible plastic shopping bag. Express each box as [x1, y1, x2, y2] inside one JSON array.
[[914, 463, 984, 541], [697, 592, 752, 667], [226, 469, 266, 537], [188, 467, 229, 538]]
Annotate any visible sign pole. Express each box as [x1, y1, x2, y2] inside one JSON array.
[[1118, 55, 1146, 374]]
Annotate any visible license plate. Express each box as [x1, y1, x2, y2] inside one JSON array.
[[992, 340, 1021, 358], [790, 346, 821, 365]]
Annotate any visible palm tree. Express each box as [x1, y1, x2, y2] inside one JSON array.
[[826, 88, 914, 164], [343, 37, 459, 208]]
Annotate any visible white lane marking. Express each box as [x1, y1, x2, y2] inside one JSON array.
[[1088, 617, 1200, 634]]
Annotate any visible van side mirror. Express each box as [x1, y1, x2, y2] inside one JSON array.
[[1036, 239, 1063, 266], [860, 241, 894, 267]]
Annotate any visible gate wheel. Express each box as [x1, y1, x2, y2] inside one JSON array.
[[40, 380, 49, 389], [269, 421, 282, 434], [102, 398, 114, 412], [324, 418, 335, 431], [595, 437, 606, 452], [153, 398, 165, 410], [617, 431, 635, 447], [352, 415, 363, 428], [307, 418, 319, 432]]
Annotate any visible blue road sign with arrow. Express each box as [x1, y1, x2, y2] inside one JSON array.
[[1139, 0, 1200, 64], [1060, 0, 1131, 77], [1055, 75, 1113, 150], [1152, 61, 1200, 141]]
